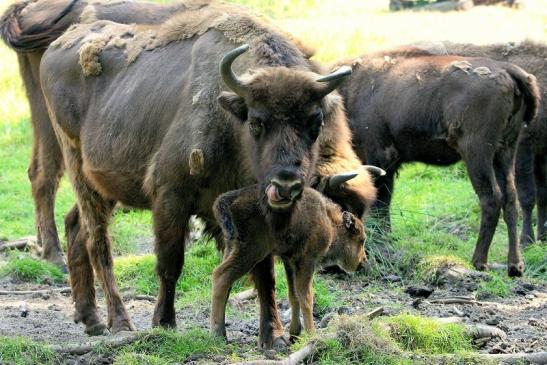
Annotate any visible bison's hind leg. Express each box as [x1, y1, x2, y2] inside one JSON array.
[[534, 153, 547, 242], [515, 133, 536, 246]]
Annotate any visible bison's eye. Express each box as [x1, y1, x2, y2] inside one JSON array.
[[249, 120, 264, 138]]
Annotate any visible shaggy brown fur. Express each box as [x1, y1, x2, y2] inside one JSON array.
[[408, 40, 547, 244], [40, 6, 375, 348], [338, 51, 540, 277], [212, 186, 366, 342], [0, 0, 187, 269]]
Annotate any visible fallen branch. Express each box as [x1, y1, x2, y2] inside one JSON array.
[[229, 288, 257, 306], [50, 331, 140, 355], [0, 237, 39, 252], [228, 342, 316, 365], [123, 294, 156, 302], [434, 317, 507, 339], [479, 351, 547, 364], [429, 296, 479, 305], [365, 306, 384, 320], [0, 287, 71, 296]]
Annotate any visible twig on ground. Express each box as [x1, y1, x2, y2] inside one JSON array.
[[365, 306, 384, 320], [50, 331, 141, 355], [228, 342, 316, 365], [229, 288, 257, 306], [0, 287, 71, 296], [479, 351, 547, 364], [429, 296, 479, 305]]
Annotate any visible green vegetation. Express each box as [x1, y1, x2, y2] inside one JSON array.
[[416, 254, 470, 284], [477, 271, 513, 298], [300, 314, 475, 365], [0, 336, 56, 365], [0, 251, 65, 283], [523, 243, 547, 280], [109, 328, 229, 365]]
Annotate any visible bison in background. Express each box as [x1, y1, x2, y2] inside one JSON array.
[[338, 50, 540, 277], [212, 185, 366, 342], [410, 40, 546, 245], [39, 3, 375, 348]]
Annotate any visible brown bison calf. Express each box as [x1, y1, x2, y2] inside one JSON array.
[[339, 50, 540, 277], [211, 185, 366, 343]]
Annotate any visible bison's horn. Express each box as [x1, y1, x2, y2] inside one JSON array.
[[328, 171, 359, 190], [220, 44, 250, 97], [316, 65, 352, 96], [362, 165, 386, 176]]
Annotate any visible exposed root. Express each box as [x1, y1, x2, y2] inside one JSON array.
[[365, 306, 384, 320], [50, 331, 140, 355], [229, 288, 257, 306], [479, 352, 547, 364], [429, 295, 480, 305], [123, 294, 156, 302], [0, 287, 71, 296]]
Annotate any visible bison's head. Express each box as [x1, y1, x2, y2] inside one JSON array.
[[218, 44, 352, 211]]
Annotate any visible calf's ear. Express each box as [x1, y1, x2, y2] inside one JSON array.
[[342, 211, 356, 232], [218, 91, 248, 122]]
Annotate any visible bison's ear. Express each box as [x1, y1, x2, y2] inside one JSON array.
[[218, 92, 248, 122]]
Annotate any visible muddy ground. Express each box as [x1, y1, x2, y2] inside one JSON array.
[[0, 256, 545, 364]]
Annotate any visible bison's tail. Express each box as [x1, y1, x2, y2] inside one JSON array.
[[1, 0, 79, 52], [505, 63, 541, 123]]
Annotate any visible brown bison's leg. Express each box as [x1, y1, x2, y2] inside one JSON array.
[[462, 148, 502, 272], [210, 248, 264, 339], [151, 189, 189, 329], [20, 54, 66, 270], [250, 255, 286, 349], [515, 132, 536, 245], [64, 203, 106, 335], [494, 149, 524, 277], [535, 153, 547, 241], [294, 260, 315, 335], [283, 260, 302, 340]]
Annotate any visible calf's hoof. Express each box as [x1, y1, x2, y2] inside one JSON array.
[[152, 314, 177, 329], [508, 262, 524, 277], [259, 334, 289, 350], [472, 259, 488, 272]]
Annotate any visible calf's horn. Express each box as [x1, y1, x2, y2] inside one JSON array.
[[316, 65, 352, 96], [220, 44, 250, 97], [362, 165, 386, 176]]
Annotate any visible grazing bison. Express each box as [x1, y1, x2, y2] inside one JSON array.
[[39, 4, 376, 347], [212, 185, 366, 342], [338, 50, 540, 276], [409, 40, 546, 245], [0, 0, 188, 268]]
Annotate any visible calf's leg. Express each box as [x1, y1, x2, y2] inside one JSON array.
[[515, 133, 536, 245], [210, 248, 265, 339], [283, 260, 302, 340], [251, 255, 286, 349], [494, 149, 524, 277], [371, 170, 396, 238], [294, 260, 316, 334]]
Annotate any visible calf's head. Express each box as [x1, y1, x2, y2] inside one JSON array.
[[322, 211, 367, 272], [218, 45, 351, 211]]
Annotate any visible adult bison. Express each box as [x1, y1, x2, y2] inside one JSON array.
[[39, 4, 375, 347], [410, 40, 546, 245], [338, 50, 540, 276], [0, 0, 188, 269]]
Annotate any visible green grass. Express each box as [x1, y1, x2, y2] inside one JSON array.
[[109, 328, 229, 365], [416, 254, 470, 284], [477, 271, 513, 298], [523, 243, 547, 279], [0, 251, 66, 284], [300, 313, 475, 365], [0, 336, 56, 365]]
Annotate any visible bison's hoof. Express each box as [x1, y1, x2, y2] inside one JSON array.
[[43, 252, 68, 273], [152, 316, 177, 329], [472, 260, 488, 272], [210, 326, 227, 340], [110, 319, 136, 334], [259, 335, 289, 350], [508, 262, 524, 277], [85, 322, 109, 336]]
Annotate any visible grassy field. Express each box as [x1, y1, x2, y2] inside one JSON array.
[[0, 0, 546, 364]]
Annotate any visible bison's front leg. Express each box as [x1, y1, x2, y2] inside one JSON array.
[[210, 248, 261, 339], [294, 260, 316, 335], [283, 260, 302, 341], [535, 153, 547, 242], [152, 189, 190, 329], [251, 255, 287, 349]]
